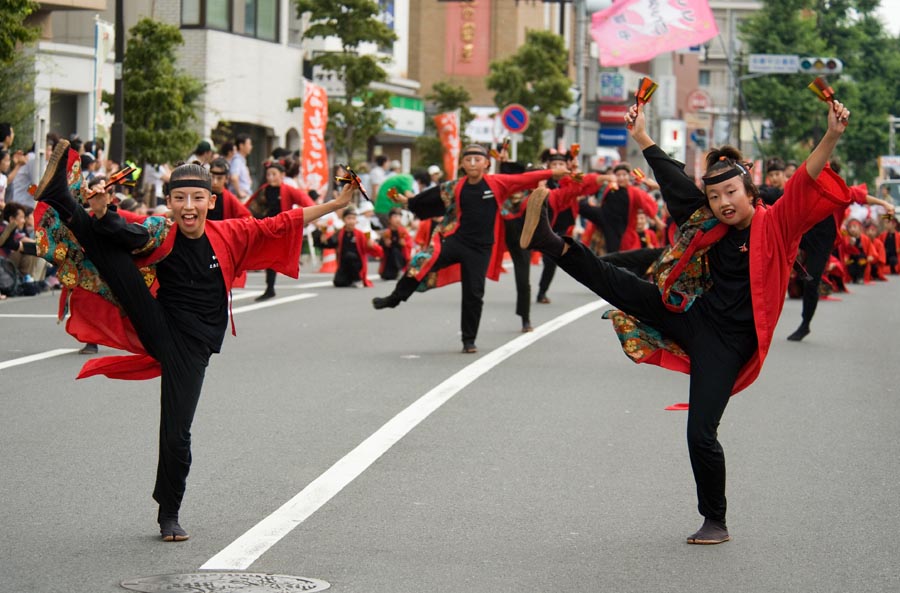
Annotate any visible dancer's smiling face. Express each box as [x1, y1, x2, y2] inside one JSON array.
[[167, 183, 216, 239]]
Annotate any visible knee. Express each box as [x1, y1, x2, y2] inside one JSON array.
[[686, 423, 719, 453]]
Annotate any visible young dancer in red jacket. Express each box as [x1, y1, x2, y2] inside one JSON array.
[[33, 141, 351, 542], [520, 98, 853, 545]]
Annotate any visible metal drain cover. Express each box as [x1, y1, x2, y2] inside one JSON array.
[[121, 572, 330, 592]]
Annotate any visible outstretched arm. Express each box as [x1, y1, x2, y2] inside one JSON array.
[[805, 100, 850, 180], [302, 183, 353, 225]]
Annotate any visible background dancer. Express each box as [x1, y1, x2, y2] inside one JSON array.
[[372, 144, 551, 353]]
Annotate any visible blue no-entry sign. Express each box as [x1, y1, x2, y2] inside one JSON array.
[[501, 104, 530, 134]]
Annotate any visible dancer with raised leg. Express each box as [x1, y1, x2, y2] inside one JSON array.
[[33, 141, 352, 541], [521, 97, 853, 544]]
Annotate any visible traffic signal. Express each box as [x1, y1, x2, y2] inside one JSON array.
[[799, 57, 843, 75]]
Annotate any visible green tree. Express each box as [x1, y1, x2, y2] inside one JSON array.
[[486, 30, 572, 164], [0, 0, 39, 148], [103, 18, 203, 166], [290, 0, 397, 164], [0, 0, 38, 65], [741, 0, 900, 184], [415, 81, 474, 169]]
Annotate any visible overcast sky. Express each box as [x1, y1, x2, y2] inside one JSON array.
[[877, 0, 900, 35]]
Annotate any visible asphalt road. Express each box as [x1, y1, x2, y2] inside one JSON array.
[[2, 265, 899, 593]]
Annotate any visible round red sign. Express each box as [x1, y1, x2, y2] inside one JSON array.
[[686, 89, 712, 112]]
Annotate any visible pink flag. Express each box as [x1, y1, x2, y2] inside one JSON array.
[[301, 82, 329, 196], [591, 0, 719, 67]]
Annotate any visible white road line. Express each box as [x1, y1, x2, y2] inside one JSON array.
[[2, 294, 318, 371], [200, 299, 608, 571], [0, 348, 79, 371], [233, 274, 381, 297], [231, 293, 317, 314]]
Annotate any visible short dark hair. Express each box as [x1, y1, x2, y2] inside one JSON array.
[[388, 207, 402, 217], [765, 157, 785, 173], [342, 208, 357, 219], [210, 157, 230, 174], [169, 163, 211, 187], [613, 162, 632, 174], [271, 147, 291, 159], [219, 141, 234, 156], [0, 123, 12, 142], [375, 155, 388, 167], [2, 201, 25, 222], [235, 133, 251, 148]]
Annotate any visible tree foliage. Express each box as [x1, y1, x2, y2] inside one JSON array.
[[0, 0, 38, 65], [291, 0, 398, 164], [102, 18, 203, 165], [486, 30, 572, 164], [741, 0, 900, 183], [0, 50, 36, 150], [415, 81, 474, 169]]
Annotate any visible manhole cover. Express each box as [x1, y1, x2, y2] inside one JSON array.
[[120, 572, 330, 592]]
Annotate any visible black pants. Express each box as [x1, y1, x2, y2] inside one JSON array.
[[333, 260, 362, 287], [391, 235, 491, 345], [504, 217, 531, 321], [264, 268, 276, 293], [557, 240, 757, 522], [58, 205, 212, 515], [795, 220, 837, 328]]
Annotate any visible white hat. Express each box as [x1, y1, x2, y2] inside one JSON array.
[[427, 165, 442, 176], [389, 160, 401, 171], [358, 201, 375, 214]]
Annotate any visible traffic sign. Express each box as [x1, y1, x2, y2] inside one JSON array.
[[500, 104, 530, 134], [598, 127, 628, 146], [597, 104, 629, 124], [748, 54, 800, 74], [599, 72, 626, 101], [686, 89, 712, 112]]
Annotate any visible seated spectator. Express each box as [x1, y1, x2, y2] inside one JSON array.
[[0, 202, 48, 290]]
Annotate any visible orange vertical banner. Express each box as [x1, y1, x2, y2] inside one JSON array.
[[302, 82, 329, 196], [434, 111, 461, 181]]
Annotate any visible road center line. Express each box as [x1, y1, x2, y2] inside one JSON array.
[[231, 293, 317, 313], [200, 299, 608, 571]]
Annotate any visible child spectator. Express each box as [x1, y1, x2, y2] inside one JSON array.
[[379, 207, 411, 280], [318, 208, 382, 287]]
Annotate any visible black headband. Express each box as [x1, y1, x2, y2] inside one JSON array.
[[462, 148, 488, 158], [702, 162, 749, 186], [168, 178, 212, 192]]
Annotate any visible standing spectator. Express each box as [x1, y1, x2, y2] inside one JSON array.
[[229, 133, 253, 201], [188, 141, 213, 167], [369, 155, 388, 201], [427, 165, 443, 188]]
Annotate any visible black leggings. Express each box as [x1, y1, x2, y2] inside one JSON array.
[[504, 217, 531, 320], [391, 235, 491, 345], [557, 240, 757, 522], [53, 201, 211, 515]]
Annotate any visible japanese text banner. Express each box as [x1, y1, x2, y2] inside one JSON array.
[[591, 0, 719, 67], [302, 82, 329, 196]]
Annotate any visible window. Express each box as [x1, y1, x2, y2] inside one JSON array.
[[181, 0, 279, 43], [699, 69, 711, 87]]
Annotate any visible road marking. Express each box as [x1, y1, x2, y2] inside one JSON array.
[[2, 294, 318, 370], [0, 348, 79, 371], [201, 299, 608, 571], [233, 275, 381, 298], [231, 293, 317, 313]]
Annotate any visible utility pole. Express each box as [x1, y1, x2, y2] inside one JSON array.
[[109, 0, 125, 165], [574, 0, 586, 155]]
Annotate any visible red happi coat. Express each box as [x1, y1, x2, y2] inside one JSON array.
[[336, 226, 383, 287], [64, 208, 309, 380], [246, 183, 315, 216], [548, 174, 604, 233], [219, 188, 253, 219], [617, 163, 852, 395], [411, 170, 553, 288], [581, 184, 659, 251]]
